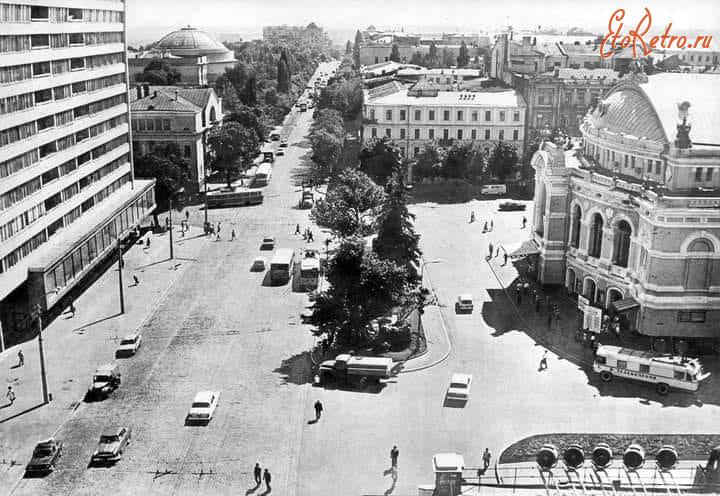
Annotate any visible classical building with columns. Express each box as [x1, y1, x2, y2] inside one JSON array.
[[530, 73, 720, 352]]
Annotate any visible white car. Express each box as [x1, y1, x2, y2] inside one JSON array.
[[447, 373, 472, 400], [455, 294, 474, 313], [116, 332, 142, 357], [186, 391, 219, 423]]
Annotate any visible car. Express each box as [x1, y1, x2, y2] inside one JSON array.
[[90, 427, 131, 465], [455, 294, 474, 313], [269, 132, 281, 141], [498, 201, 527, 212], [276, 148, 285, 156], [251, 257, 266, 271], [87, 363, 121, 400], [279, 139, 288, 147], [116, 332, 142, 358], [260, 236, 275, 250], [186, 391, 219, 424], [447, 373, 473, 400], [25, 438, 63, 475]]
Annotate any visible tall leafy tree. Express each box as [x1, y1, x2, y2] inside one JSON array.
[[310, 169, 385, 237], [134, 143, 190, 226], [137, 58, 182, 85], [389, 43, 401, 62], [309, 129, 343, 177], [224, 106, 267, 142], [428, 41, 438, 65], [457, 41, 469, 67], [359, 138, 401, 186], [409, 51, 424, 66], [488, 142, 519, 181], [277, 57, 290, 93], [240, 73, 258, 106], [345, 40, 352, 54], [207, 122, 261, 187], [353, 30, 362, 68]]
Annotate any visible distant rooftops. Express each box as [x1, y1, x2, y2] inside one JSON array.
[[365, 83, 525, 108]]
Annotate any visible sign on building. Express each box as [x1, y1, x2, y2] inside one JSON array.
[[583, 306, 603, 333], [577, 295, 589, 312]]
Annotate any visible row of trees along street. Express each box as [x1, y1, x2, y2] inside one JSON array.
[[133, 40, 334, 210], [413, 141, 520, 183]]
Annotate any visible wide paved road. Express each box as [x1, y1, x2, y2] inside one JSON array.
[[14, 62, 338, 496]]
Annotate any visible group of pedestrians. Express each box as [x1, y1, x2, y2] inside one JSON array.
[[469, 211, 495, 234], [252, 462, 272, 491], [295, 224, 314, 242]]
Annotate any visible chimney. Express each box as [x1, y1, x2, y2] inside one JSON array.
[[136, 85, 142, 99], [174, 90, 179, 101], [142, 83, 150, 98]]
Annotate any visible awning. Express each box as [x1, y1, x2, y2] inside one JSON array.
[[501, 239, 540, 259], [612, 297, 640, 312]]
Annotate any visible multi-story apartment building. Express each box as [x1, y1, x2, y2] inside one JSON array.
[[262, 23, 329, 48], [530, 73, 720, 352], [362, 82, 526, 160], [130, 85, 222, 192], [0, 1, 155, 347]]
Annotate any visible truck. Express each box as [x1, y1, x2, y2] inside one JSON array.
[[318, 354, 396, 385]]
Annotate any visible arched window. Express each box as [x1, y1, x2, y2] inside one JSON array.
[[570, 205, 582, 248], [685, 238, 714, 289], [613, 220, 632, 267], [209, 107, 217, 123], [588, 213, 604, 258], [584, 278, 597, 304]]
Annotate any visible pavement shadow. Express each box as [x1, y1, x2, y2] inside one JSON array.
[[273, 350, 313, 385], [0, 401, 46, 423], [443, 397, 468, 408]]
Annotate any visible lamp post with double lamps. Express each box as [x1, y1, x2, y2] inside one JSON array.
[[418, 259, 443, 333]]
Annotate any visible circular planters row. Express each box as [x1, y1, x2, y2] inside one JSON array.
[[537, 444, 679, 471]]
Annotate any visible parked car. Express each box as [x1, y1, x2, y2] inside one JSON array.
[[186, 391, 219, 424], [276, 148, 285, 156], [86, 363, 121, 400], [251, 257, 266, 271], [116, 332, 142, 358], [279, 139, 288, 148], [260, 236, 275, 250], [25, 438, 63, 475], [498, 201, 527, 212], [90, 427, 131, 465], [447, 373, 473, 400], [455, 294, 474, 314]]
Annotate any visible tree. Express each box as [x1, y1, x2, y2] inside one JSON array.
[[276, 58, 290, 93], [308, 237, 408, 345], [409, 51, 424, 66], [133, 143, 190, 225], [137, 58, 181, 85], [317, 79, 363, 119], [428, 42, 438, 66], [441, 48, 455, 67], [224, 106, 267, 142], [215, 78, 242, 112], [374, 162, 421, 276], [359, 138, 401, 186], [353, 30, 362, 68], [345, 40, 352, 54], [389, 43, 401, 62], [207, 122, 261, 187], [310, 169, 385, 237], [442, 143, 473, 179], [312, 108, 344, 137], [413, 143, 444, 179], [309, 129, 343, 177], [240, 73, 258, 106], [457, 41, 469, 67], [487, 142, 519, 181]]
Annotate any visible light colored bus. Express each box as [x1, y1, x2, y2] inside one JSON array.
[[253, 162, 272, 187], [298, 249, 320, 290], [206, 188, 263, 208], [270, 248, 294, 285], [593, 345, 710, 395]]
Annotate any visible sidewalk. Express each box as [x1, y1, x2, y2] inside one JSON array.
[[0, 223, 206, 480]]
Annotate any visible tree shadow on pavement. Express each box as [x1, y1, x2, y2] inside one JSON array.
[[273, 351, 313, 385]]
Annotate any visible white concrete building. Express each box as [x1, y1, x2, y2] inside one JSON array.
[[362, 82, 526, 159], [0, 1, 155, 346]]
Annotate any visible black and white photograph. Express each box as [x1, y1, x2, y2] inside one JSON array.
[[0, 0, 719, 494]]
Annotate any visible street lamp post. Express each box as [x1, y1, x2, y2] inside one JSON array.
[[168, 187, 185, 261], [419, 259, 442, 333], [117, 236, 125, 314], [34, 304, 50, 404]]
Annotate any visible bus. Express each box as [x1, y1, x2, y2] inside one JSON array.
[[298, 249, 320, 290], [270, 248, 295, 285], [206, 188, 263, 208], [253, 162, 272, 187], [593, 345, 711, 395]]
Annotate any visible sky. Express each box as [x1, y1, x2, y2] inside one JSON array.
[[126, 0, 719, 45]]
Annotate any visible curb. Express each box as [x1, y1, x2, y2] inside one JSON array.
[[485, 258, 593, 369]]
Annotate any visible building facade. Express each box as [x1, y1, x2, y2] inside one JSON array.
[[362, 82, 526, 160], [262, 23, 329, 48], [531, 73, 720, 352], [130, 85, 222, 192], [0, 1, 156, 347]]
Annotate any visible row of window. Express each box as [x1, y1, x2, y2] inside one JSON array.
[[131, 118, 172, 132], [1, 172, 131, 275], [0, 95, 127, 178], [0, 138, 128, 241], [0, 5, 123, 23], [41, 188, 152, 293], [0, 32, 123, 53], [0, 52, 124, 85], [370, 127, 521, 141], [369, 107, 522, 123]]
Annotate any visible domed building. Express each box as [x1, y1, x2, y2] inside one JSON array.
[[128, 26, 236, 86], [530, 72, 720, 353]]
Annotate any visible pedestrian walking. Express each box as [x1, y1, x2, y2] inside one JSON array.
[[495, 246, 500, 257], [390, 446, 399, 468], [133, 275, 140, 286], [146, 236, 151, 248], [308, 230, 314, 242], [254, 462, 262, 485], [314, 400, 323, 420], [185, 210, 189, 222], [469, 211, 475, 223], [483, 221, 488, 232], [539, 351, 548, 371], [69, 301, 76, 317], [17, 349, 24, 367], [483, 448, 492, 470], [6, 385, 15, 405], [263, 468, 272, 490], [522, 216, 527, 229], [515, 284, 522, 305], [503, 253, 508, 266], [230, 229, 236, 241], [490, 220, 494, 231], [216, 222, 222, 241], [488, 242, 494, 259], [165, 216, 170, 229], [295, 223, 301, 235]]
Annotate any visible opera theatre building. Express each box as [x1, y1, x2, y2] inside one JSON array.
[[531, 73, 720, 353]]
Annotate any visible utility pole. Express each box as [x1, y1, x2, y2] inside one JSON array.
[[169, 194, 174, 260], [34, 304, 50, 404], [117, 237, 125, 314]]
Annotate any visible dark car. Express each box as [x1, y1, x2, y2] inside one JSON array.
[[86, 363, 121, 400], [498, 201, 527, 212], [90, 427, 131, 465], [25, 438, 63, 475]]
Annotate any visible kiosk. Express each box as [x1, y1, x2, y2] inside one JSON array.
[[432, 453, 464, 496]]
